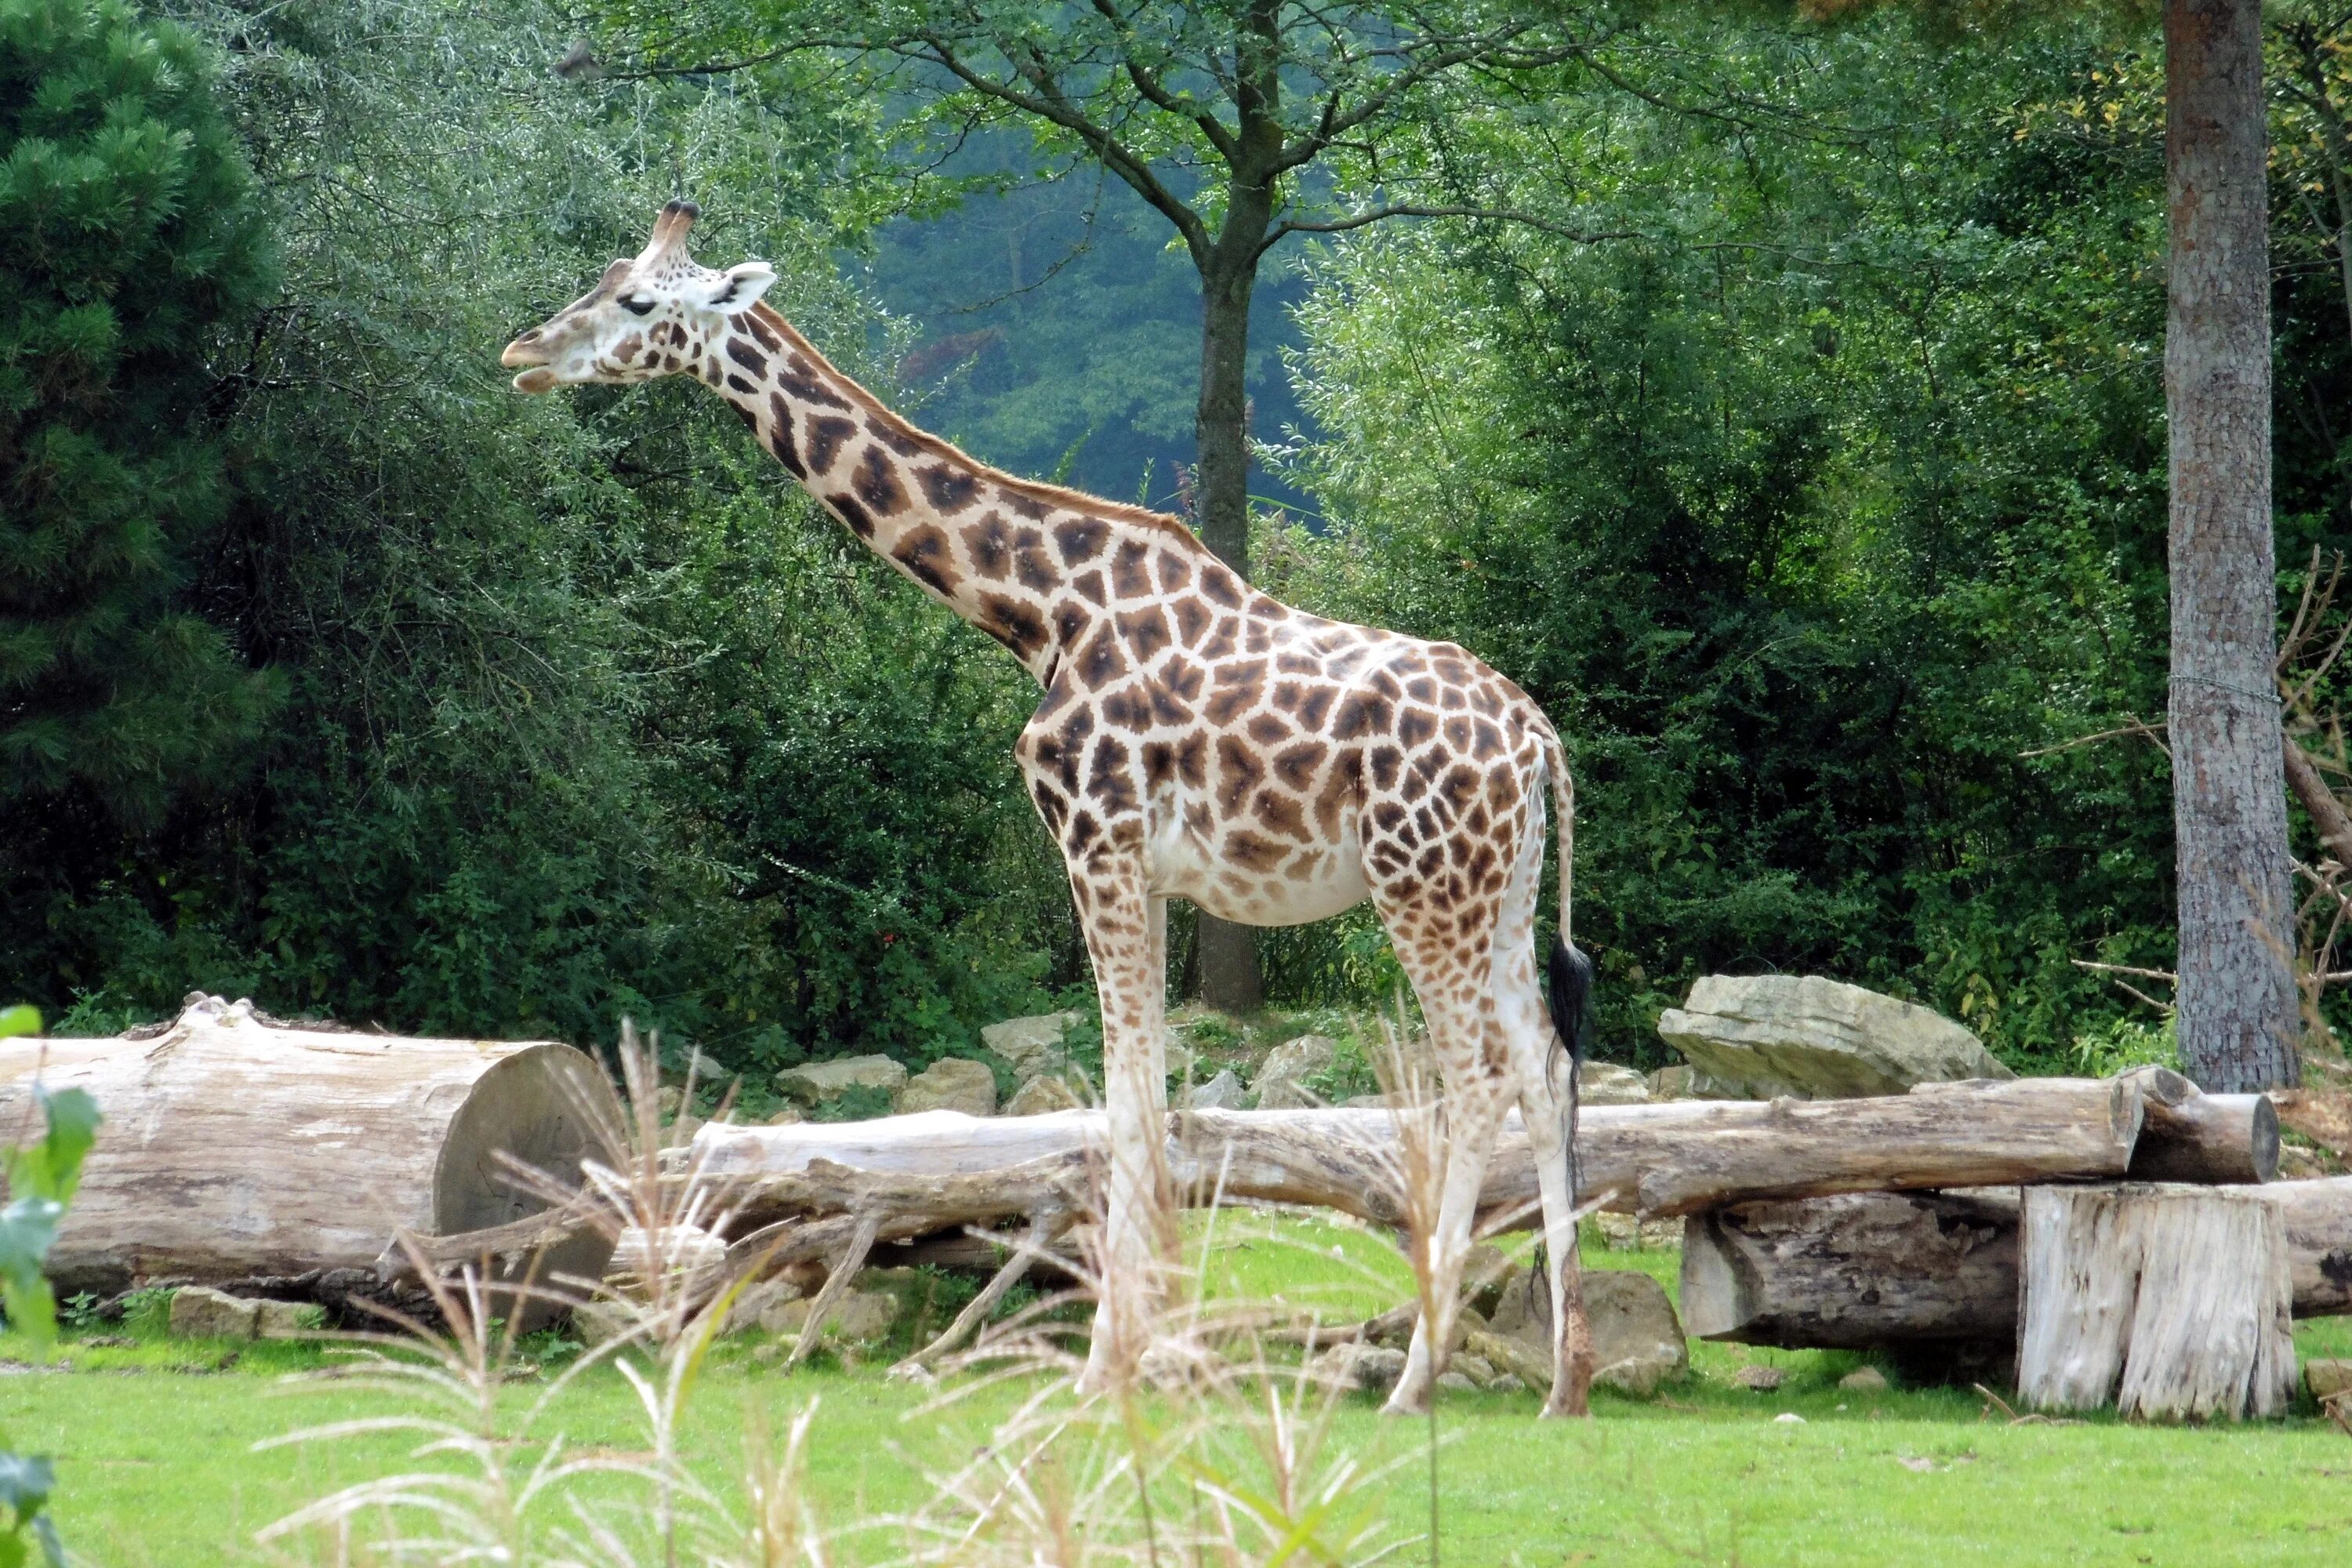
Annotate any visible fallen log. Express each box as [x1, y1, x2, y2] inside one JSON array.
[[1679, 1188, 2021, 1350], [1681, 1174, 2352, 1351], [692, 1073, 2249, 1240], [0, 994, 622, 1321]]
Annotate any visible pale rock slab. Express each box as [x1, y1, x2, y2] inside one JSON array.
[[775, 1054, 908, 1105], [896, 1058, 997, 1116], [1003, 1074, 1087, 1116], [1253, 1034, 1339, 1109], [1486, 1264, 1688, 1396], [979, 1012, 1082, 1077], [1657, 975, 2012, 1100], [169, 1286, 259, 1341], [256, 1300, 324, 1337], [2307, 1358, 2352, 1401], [1308, 1340, 1408, 1394], [763, 1287, 899, 1345], [1579, 1062, 1651, 1105], [1183, 1069, 1247, 1111]]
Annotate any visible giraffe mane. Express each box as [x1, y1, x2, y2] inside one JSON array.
[[747, 303, 1214, 554]]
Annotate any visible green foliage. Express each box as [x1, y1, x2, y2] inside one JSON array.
[[3, 0, 1072, 1073], [1276, 11, 2202, 1069], [0, 0, 279, 827], [807, 1083, 895, 1123], [0, 1031, 87, 1568], [0, 1085, 98, 1348]]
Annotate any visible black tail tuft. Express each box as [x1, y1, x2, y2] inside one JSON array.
[[1545, 936, 1595, 1069], [1547, 937, 1595, 1195]]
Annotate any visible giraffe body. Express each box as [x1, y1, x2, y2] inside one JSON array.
[[503, 203, 1596, 1416]]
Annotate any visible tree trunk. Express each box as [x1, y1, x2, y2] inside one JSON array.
[[2016, 1183, 2295, 1419], [2166, 0, 2298, 1091], [1191, 241, 1268, 1011]]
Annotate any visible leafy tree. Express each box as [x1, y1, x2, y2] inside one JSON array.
[[1277, 9, 2201, 1067], [0, 0, 278, 826], [5, 0, 1068, 1071]]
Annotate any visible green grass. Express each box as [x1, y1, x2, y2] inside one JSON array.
[[8, 1222, 2352, 1566]]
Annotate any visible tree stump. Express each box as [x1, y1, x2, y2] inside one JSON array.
[[2016, 1184, 2294, 1420]]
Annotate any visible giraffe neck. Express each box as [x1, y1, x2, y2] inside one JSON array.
[[699, 304, 1231, 684]]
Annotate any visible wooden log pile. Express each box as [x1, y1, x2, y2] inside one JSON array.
[[671, 1064, 2300, 1380], [691, 1066, 2269, 1239]]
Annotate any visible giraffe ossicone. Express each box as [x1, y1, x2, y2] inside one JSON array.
[[503, 200, 1599, 1417]]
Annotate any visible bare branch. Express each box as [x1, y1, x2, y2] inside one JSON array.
[[1260, 203, 1635, 259]]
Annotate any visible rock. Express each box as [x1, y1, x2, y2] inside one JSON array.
[[169, 1287, 259, 1340], [1577, 1062, 1650, 1105], [1004, 1073, 1087, 1116], [1731, 1363, 1786, 1392], [1309, 1341, 1408, 1394], [1436, 1371, 1480, 1394], [2308, 1358, 2352, 1400], [2281, 1144, 2329, 1181], [762, 1287, 899, 1345], [573, 1300, 638, 1348], [1589, 1211, 1682, 1252], [2275, 1088, 2352, 1158], [1183, 1069, 1247, 1110], [1464, 1327, 1546, 1388], [1839, 1367, 1889, 1392], [980, 1012, 1083, 1077], [896, 1058, 997, 1116], [1656, 975, 2013, 1101], [724, 1276, 806, 1335], [1773, 1412, 1806, 1425], [1647, 1065, 1697, 1100], [1487, 1374, 1527, 1395], [775, 1054, 909, 1105], [1342, 1093, 1396, 1109], [1454, 1353, 1497, 1386], [255, 1300, 324, 1338], [608, 1223, 729, 1300], [1486, 1265, 1687, 1397], [1253, 1034, 1339, 1109], [655, 1085, 684, 1120], [764, 1105, 804, 1126]]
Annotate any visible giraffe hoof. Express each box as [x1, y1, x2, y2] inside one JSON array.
[[1378, 1389, 1431, 1419]]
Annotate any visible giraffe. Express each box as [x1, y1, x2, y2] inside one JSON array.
[[502, 201, 1599, 1416]]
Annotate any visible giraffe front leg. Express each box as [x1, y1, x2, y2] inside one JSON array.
[[1072, 866, 1173, 1396]]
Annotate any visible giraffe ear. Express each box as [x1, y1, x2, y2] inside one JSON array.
[[701, 261, 776, 313]]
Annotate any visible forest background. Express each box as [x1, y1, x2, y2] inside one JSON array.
[[7, 0, 2350, 1080]]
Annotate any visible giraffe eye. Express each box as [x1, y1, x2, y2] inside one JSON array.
[[619, 296, 655, 316]]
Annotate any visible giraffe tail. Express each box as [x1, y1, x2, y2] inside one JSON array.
[[1539, 728, 1595, 1185], [1538, 728, 1595, 1064]]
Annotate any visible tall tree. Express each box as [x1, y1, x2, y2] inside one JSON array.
[[0, 0, 278, 828], [2165, 0, 2299, 1088], [597, 0, 1602, 1009]]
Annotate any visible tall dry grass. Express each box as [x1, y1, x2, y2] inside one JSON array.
[[255, 1014, 1492, 1567]]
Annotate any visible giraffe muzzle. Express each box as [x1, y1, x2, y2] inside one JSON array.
[[500, 332, 560, 393]]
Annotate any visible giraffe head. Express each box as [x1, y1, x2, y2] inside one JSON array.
[[500, 200, 776, 393]]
